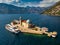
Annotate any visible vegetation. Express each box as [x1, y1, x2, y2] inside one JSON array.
[[23, 33, 47, 38]]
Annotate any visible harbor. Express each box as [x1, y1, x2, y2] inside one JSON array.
[[5, 17, 57, 38]]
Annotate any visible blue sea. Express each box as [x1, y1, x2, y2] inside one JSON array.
[[0, 14, 60, 45]]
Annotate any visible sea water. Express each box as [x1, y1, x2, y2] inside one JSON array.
[[0, 14, 60, 45]]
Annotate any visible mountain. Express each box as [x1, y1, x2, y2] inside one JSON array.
[[0, 3, 27, 14], [0, 3, 47, 14], [42, 1, 60, 16]]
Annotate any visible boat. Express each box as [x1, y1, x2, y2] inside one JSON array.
[[51, 31, 57, 38], [52, 35, 56, 38], [5, 24, 20, 34]]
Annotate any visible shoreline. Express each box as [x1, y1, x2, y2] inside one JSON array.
[[41, 14, 60, 16]]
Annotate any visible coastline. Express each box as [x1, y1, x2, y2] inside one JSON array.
[[41, 14, 60, 16]]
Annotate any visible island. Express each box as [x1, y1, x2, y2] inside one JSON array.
[[5, 17, 57, 38]]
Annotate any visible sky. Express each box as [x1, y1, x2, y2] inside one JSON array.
[[0, 0, 60, 7]]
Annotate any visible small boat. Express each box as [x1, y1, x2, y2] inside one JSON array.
[[5, 24, 20, 34], [52, 35, 56, 38], [51, 31, 57, 38]]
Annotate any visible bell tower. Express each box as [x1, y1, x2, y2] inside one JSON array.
[[19, 17, 22, 25], [26, 19, 30, 27]]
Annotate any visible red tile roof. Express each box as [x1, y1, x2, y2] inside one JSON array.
[[21, 20, 26, 23]]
